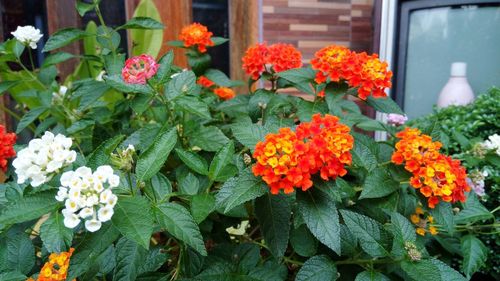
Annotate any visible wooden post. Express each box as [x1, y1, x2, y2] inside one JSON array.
[[125, 0, 192, 68], [45, 0, 82, 79], [229, 0, 259, 89]]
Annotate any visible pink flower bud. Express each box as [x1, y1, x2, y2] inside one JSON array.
[[121, 54, 159, 84]]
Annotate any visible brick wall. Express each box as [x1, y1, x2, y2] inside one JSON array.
[[262, 0, 375, 64]]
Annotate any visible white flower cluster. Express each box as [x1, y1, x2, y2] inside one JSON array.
[[13, 132, 77, 187], [11, 25, 43, 49], [56, 166, 120, 232], [482, 134, 500, 156]]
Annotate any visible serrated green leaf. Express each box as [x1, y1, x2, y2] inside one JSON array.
[[209, 141, 234, 181], [461, 235, 488, 278], [0, 191, 58, 227], [351, 133, 379, 171], [360, 167, 399, 199], [297, 189, 341, 255], [154, 51, 174, 83], [6, 234, 35, 275], [144, 173, 172, 203], [204, 69, 242, 87], [166, 70, 197, 100], [136, 127, 177, 181], [16, 106, 48, 133], [40, 212, 73, 252], [0, 271, 27, 281], [296, 99, 328, 122], [178, 172, 200, 195], [191, 193, 215, 223], [340, 210, 390, 257], [72, 79, 110, 110], [290, 225, 318, 257], [215, 168, 267, 213], [211, 37, 229, 46], [175, 148, 208, 175], [43, 28, 87, 52], [154, 202, 207, 256], [42, 51, 75, 67], [276, 67, 316, 95], [254, 193, 291, 258], [86, 135, 125, 169], [113, 237, 147, 281], [76, 0, 95, 16], [105, 75, 153, 94], [455, 193, 493, 224], [231, 122, 266, 152], [0, 80, 20, 96], [355, 271, 390, 281], [118, 16, 164, 30], [400, 260, 441, 281], [365, 96, 404, 114], [137, 247, 168, 275], [390, 212, 416, 243], [112, 196, 154, 249], [429, 258, 467, 281], [189, 125, 229, 152], [174, 95, 212, 119], [295, 255, 337, 281], [430, 202, 455, 234]]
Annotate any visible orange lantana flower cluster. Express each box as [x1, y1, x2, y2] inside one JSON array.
[[391, 128, 470, 208], [242, 43, 302, 80], [410, 205, 438, 236], [197, 76, 215, 88], [310, 45, 392, 100], [179, 23, 214, 53], [27, 248, 75, 281], [252, 114, 353, 194], [197, 76, 236, 100], [0, 125, 16, 172]]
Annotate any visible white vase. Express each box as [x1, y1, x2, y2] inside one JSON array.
[[437, 62, 475, 108]]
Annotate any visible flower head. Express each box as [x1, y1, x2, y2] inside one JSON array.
[[242, 43, 269, 80], [311, 45, 355, 84], [410, 205, 439, 236], [179, 23, 214, 53], [242, 43, 302, 80], [11, 25, 43, 49], [56, 165, 119, 232], [252, 114, 353, 194], [122, 54, 159, 84], [347, 53, 392, 100], [0, 125, 16, 172], [214, 87, 236, 100], [391, 128, 470, 208], [30, 248, 75, 281], [12, 132, 76, 187], [197, 76, 215, 88], [386, 113, 408, 126], [482, 133, 500, 156]]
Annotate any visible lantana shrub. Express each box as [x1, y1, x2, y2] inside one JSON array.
[[0, 1, 497, 281]]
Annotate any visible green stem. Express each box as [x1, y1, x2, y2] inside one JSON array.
[[0, 104, 35, 133], [28, 48, 36, 70], [16, 59, 47, 90], [94, 0, 117, 56]]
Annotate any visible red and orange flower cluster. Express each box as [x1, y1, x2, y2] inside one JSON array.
[[122, 54, 159, 84], [311, 45, 392, 100], [410, 205, 438, 236], [391, 128, 470, 208], [179, 23, 214, 53], [27, 248, 75, 281], [0, 125, 16, 172], [242, 43, 302, 80], [197, 76, 235, 100], [252, 114, 353, 194]]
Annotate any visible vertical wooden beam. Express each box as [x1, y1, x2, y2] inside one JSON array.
[[45, 0, 81, 79], [229, 0, 259, 89], [125, 0, 192, 67]]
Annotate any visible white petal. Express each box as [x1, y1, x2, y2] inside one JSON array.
[[75, 166, 92, 178], [98, 206, 114, 222], [79, 207, 94, 219], [85, 219, 102, 232], [63, 213, 80, 228], [108, 174, 120, 188]]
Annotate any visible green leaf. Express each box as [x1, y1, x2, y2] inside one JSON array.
[[66, 119, 95, 134], [113, 237, 147, 281], [175, 148, 208, 175], [16, 106, 48, 133], [174, 95, 212, 119], [231, 122, 265, 152], [0, 191, 58, 227], [276, 67, 316, 95], [165, 70, 198, 100], [204, 69, 242, 87], [178, 173, 200, 195], [215, 168, 267, 213], [0, 81, 20, 95], [130, 0, 163, 58], [138, 247, 169, 275], [187, 53, 211, 75], [189, 126, 229, 152], [0, 272, 27, 281], [254, 193, 291, 258], [430, 202, 455, 234], [295, 255, 337, 281], [154, 202, 207, 256], [40, 212, 73, 252], [6, 234, 35, 275], [144, 174, 172, 203], [190, 193, 216, 223], [340, 210, 390, 257], [351, 133, 379, 172], [296, 99, 328, 122], [209, 141, 234, 181], [390, 212, 416, 243], [211, 37, 229, 46], [76, 0, 95, 16], [461, 235, 488, 278], [136, 127, 177, 182], [43, 28, 87, 52], [360, 167, 399, 199], [112, 196, 154, 249], [455, 193, 493, 224], [118, 17, 164, 30], [290, 225, 318, 257], [429, 258, 467, 281], [87, 135, 125, 170], [355, 271, 390, 281], [72, 80, 111, 110], [400, 260, 441, 281], [105, 75, 153, 95], [42, 51, 75, 67], [365, 96, 404, 114], [297, 189, 341, 255], [155, 51, 174, 83]]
